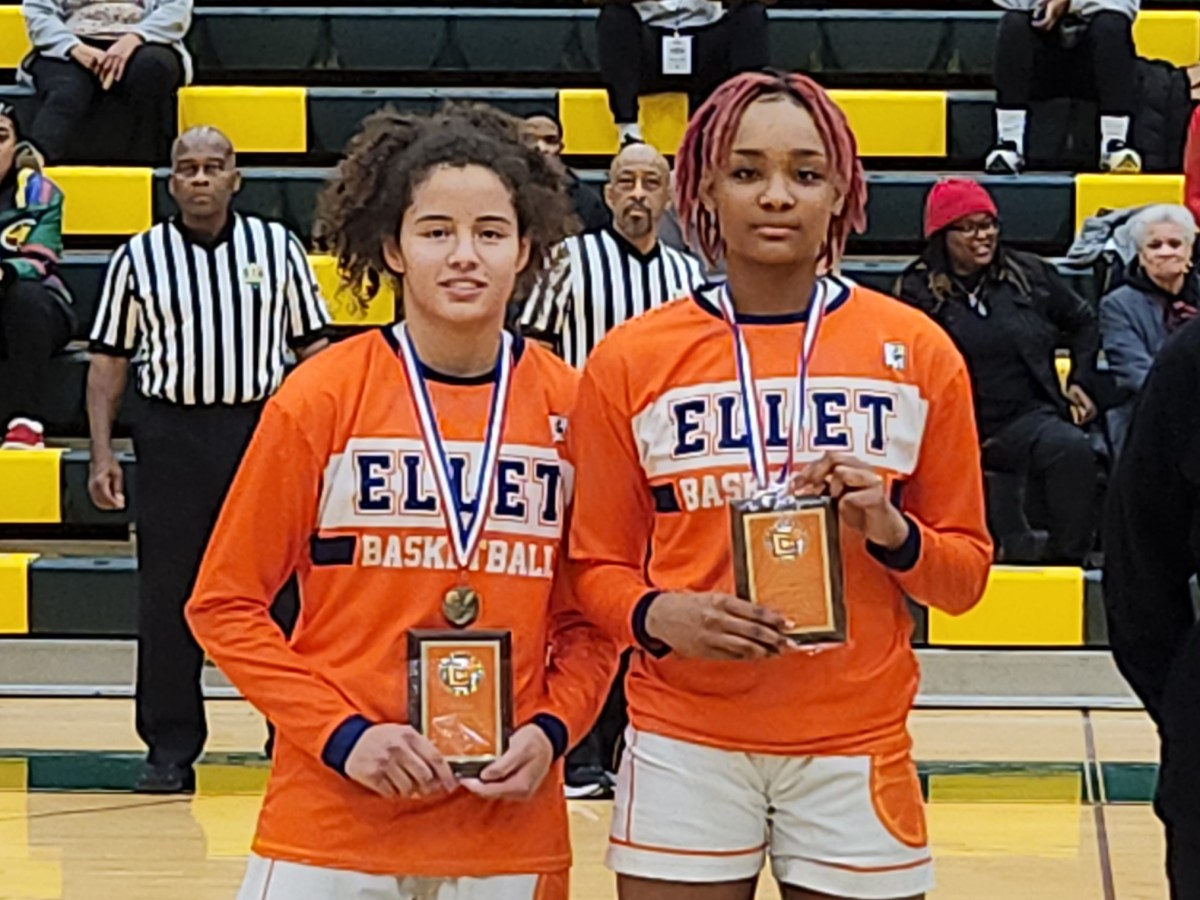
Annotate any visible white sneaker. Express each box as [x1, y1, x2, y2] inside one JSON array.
[[1100, 140, 1142, 174], [985, 141, 1024, 175]]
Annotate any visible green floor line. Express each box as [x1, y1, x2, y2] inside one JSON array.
[[0, 752, 1161, 802]]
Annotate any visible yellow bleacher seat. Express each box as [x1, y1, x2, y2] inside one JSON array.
[[0, 6, 30, 70], [1133, 10, 1200, 67], [0, 554, 36, 634], [559, 88, 948, 158], [44, 166, 153, 236], [308, 255, 397, 326], [927, 565, 1085, 646], [559, 89, 689, 156], [1074, 174, 1185, 232], [179, 87, 308, 154], [829, 90, 947, 158], [0, 449, 62, 525]]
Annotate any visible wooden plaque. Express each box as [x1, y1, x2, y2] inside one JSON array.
[[407, 630, 514, 777], [731, 496, 847, 646]]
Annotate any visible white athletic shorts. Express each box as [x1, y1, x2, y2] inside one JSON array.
[[237, 854, 566, 900], [607, 727, 933, 899]]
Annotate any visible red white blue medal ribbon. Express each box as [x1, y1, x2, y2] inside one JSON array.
[[397, 324, 514, 572], [714, 279, 833, 494]]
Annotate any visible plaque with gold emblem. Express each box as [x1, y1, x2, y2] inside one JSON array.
[[731, 495, 846, 646], [407, 630, 513, 776]]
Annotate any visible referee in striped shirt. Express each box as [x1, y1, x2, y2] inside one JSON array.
[[520, 142, 705, 368], [86, 126, 331, 794]]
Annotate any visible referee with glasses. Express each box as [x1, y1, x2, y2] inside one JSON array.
[[86, 126, 330, 794]]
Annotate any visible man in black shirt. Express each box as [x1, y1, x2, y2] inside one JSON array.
[[1105, 321, 1200, 899], [519, 113, 610, 232]]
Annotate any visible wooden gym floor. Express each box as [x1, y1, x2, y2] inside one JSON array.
[[0, 700, 1171, 899]]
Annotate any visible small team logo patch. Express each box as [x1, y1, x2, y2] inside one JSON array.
[[549, 415, 568, 443], [1, 219, 35, 252], [244, 264, 264, 286], [884, 342, 907, 371]]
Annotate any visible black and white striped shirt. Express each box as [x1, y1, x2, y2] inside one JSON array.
[[90, 214, 331, 406], [520, 227, 706, 368]]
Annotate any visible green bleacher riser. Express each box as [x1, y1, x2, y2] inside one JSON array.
[[29, 557, 137, 636], [166, 9, 1200, 83], [143, 169, 1079, 256]]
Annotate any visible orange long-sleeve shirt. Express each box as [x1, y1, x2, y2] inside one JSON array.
[[568, 280, 991, 756], [187, 328, 617, 877]]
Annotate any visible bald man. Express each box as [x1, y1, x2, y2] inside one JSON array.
[[87, 126, 331, 793], [521, 143, 705, 370]]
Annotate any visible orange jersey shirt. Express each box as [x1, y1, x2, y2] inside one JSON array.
[[187, 329, 617, 877], [568, 280, 991, 756]]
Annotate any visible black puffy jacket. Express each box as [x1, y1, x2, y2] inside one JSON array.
[[1134, 58, 1194, 173]]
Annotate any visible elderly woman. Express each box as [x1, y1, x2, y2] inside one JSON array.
[[20, 0, 192, 164], [0, 103, 73, 449], [1100, 205, 1199, 459], [897, 178, 1100, 564]]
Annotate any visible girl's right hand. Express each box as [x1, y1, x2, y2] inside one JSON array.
[[344, 724, 457, 798]]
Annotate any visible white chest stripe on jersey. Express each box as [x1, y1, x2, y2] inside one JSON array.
[[317, 437, 573, 540], [631, 376, 929, 480]]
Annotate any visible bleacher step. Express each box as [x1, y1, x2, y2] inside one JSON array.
[[0, 639, 1139, 708]]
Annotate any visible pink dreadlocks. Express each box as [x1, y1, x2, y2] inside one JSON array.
[[674, 71, 868, 270]]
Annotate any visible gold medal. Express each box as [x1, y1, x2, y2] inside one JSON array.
[[442, 586, 481, 628]]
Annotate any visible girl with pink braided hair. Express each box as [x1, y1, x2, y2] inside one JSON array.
[[566, 69, 991, 900]]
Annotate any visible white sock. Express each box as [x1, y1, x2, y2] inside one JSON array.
[[995, 109, 1027, 155], [1100, 115, 1131, 149], [617, 122, 643, 144]]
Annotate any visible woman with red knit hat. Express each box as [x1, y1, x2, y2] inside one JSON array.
[[896, 177, 1101, 565]]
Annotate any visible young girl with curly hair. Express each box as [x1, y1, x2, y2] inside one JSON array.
[[187, 104, 616, 900]]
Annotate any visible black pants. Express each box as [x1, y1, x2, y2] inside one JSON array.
[[132, 399, 297, 767], [994, 10, 1136, 117], [29, 43, 182, 165], [597, 3, 769, 124], [1154, 624, 1200, 900], [982, 405, 1098, 564], [0, 280, 72, 425], [566, 650, 630, 777]]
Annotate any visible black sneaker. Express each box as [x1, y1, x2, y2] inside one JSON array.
[[564, 765, 614, 800], [134, 762, 196, 794]]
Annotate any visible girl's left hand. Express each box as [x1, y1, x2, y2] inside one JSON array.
[[794, 453, 910, 550]]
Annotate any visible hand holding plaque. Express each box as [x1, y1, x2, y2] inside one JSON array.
[[408, 630, 514, 777], [796, 453, 910, 551], [731, 493, 847, 646]]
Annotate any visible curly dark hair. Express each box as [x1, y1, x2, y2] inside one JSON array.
[[314, 103, 577, 313]]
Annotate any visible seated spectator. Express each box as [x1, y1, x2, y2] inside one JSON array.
[[1100, 205, 1199, 459], [0, 104, 73, 450], [20, 0, 192, 164], [897, 178, 1100, 564], [596, 0, 772, 146], [519, 112, 610, 232], [988, 0, 1142, 175]]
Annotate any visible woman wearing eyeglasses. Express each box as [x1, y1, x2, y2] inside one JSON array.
[[896, 178, 1100, 565]]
